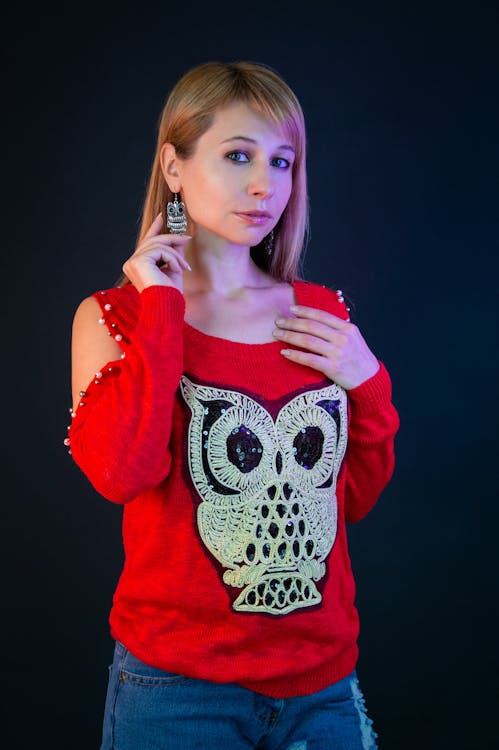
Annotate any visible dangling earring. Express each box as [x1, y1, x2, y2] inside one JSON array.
[[264, 229, 275, 256], [166, 192, 188, 234]]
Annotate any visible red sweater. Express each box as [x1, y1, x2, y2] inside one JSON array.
[[66, 279, 400, 698]]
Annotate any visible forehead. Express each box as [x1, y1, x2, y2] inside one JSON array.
[[200, 101, 289, 144]]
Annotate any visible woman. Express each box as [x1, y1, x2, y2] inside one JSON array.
[[67, 60, 400, 749]]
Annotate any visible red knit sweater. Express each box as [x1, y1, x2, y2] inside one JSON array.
[[67, 279, 400, 698]]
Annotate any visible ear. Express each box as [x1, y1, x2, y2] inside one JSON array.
[[160, 143, 182, 193]]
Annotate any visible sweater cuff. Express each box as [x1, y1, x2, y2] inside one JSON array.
[[138, 285, 186, 327], [347, 360, 393, 416]]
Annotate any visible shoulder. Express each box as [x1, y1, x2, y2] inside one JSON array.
[[293, 279, 351, 321], [72, 283, 141, 346], [90, 283, 140, 314]]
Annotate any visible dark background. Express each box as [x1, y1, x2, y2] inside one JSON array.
[[4, 2, 498, 748]]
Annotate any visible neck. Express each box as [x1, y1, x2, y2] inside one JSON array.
[[183, 232, 269, 298]]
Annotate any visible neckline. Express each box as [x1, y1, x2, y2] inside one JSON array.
[[183, 279, 301, 354]]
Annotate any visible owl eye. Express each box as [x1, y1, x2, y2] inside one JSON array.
[[167, 202, 184, 215], [227, 424, 264, 474], [292, 426, 324, 470]]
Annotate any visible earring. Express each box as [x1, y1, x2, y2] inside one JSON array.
[[264, 229, 275, 256], [166, 192, 188, 234]]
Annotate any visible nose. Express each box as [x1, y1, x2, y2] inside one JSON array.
[[247, 163, 274, 200]]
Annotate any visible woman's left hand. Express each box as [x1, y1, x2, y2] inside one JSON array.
[[273, 305, 380, 390]]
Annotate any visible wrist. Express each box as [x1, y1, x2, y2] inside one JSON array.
[[138, 285, 186, 327]]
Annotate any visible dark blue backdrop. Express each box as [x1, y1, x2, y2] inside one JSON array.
[[4, 3, 498, 748]]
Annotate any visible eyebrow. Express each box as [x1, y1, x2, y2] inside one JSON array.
[[220, 136, 295, 153]]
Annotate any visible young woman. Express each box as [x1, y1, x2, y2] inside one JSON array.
[[67, 60, 400, 750]]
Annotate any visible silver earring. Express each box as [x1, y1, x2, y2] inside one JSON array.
[[264, 229, 274, 256], [166, 192, 187, 233]]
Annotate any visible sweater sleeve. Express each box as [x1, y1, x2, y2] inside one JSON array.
[[341, 361, 400, 522], [67, 285, 185, 504]]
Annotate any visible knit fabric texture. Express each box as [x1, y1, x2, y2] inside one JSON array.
[[68, 279, 400, 698]]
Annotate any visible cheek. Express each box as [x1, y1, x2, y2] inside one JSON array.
[[181, 179, 233, 228], [278, 176, 293, 210], [181, 166, 232, 211]]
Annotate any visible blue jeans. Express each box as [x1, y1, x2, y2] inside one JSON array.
[[100, 640, 379, 749]]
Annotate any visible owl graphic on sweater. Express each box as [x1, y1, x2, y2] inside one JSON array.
[[180, 375, 348, 615]]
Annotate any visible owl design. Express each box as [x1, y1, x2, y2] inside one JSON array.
[[180, 375, 348, 615]]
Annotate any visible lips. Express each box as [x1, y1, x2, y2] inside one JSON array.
[[238, 211, 272, 218], [235, 211, 272, 226]]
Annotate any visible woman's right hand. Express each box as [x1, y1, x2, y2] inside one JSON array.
[[122, 212, 192, 294]]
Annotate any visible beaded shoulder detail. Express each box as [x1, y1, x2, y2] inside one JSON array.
[[295, 280, 351, 322], [91, 284, 141, 349], [63, 285, 139, 454]]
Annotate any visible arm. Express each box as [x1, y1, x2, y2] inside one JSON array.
[[67, 285, 185, 504], [342, 361, 400, 522]]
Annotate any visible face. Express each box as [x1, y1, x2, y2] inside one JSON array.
[[164, 101, 295, 247]]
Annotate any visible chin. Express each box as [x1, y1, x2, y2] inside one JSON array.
[[195, 223, 267, 248], [219, 232, 260, 248]]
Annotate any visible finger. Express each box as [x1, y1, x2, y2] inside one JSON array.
[[161, 234, 192, 249], [272, 328, 336, 356], [148, 248, 186, 274], [138, 234, 192, 253], [289, 305, 351, 329], [143, 212, 165, 240], [157, 252, 184, 274], [126, 244, 191, 272], [275, 316, 343, 344], [148, 245, 192, 270], [132, 235, 191, 260], [280, 348, 331, 371]]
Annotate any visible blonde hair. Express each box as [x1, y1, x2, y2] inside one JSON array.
[[115, 60, 309, 287]]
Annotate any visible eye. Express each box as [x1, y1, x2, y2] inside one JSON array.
[[271, 157, 291, 169], [226, 150, 250, 163]]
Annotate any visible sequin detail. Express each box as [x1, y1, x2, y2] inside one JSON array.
[[180, 376, 348, 615]]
